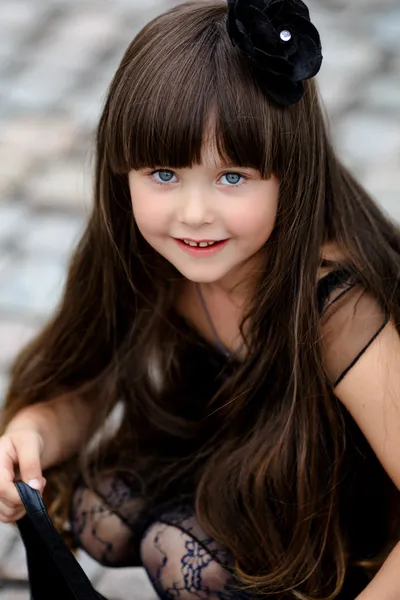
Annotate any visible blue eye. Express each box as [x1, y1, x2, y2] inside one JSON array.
[[152, 170, 177, 184], [220, 173, 245, 186]]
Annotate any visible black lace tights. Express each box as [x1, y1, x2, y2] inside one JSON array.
[[70, 478, 372, 600], [140, 519, 249, 600], [70, 481, 250, 599]]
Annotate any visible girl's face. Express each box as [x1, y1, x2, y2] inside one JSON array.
[[128, 143, 279, 285]]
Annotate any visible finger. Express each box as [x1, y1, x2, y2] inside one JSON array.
[[0, 437, 22, 505], [13, 508, 27, 522], [15, 434, 44, 493], [0, 466, 23, 506], [0, 499, 23, 518], [0, 495, 22, 510], [0, 507, 26, 524]]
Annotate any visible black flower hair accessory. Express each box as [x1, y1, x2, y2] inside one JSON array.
[[227, 0, 323, 106]]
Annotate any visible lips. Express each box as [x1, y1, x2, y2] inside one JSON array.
[[174, 238, 229, 256], [181, 239, 220, 248]]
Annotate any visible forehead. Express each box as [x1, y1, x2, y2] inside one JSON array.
[[200, 141, 226, 168], [199, 121, 234, 168]]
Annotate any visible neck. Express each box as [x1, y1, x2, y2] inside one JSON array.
[[200, 254, 263, 304]]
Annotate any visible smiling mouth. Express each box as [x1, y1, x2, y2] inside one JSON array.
[[179, 239, 223, 248], [174, 238, 229, 254]]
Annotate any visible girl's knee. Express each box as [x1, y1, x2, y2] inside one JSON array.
[[140, 521, 230, 599]]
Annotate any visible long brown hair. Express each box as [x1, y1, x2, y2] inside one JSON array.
[[2, 2, 400, 598]]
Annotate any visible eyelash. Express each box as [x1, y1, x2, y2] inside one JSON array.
[[148, 169, 248, 188]]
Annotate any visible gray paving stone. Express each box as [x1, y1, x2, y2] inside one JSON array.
[[0, 256, 67, 319], [362, 6, 400, 52], [333, 112, 400, 172], [320, 23, 380, 76], [27, 160, 93, 212], [0, 523, 19, 562], [315, 19, 382, 113], [0, 320, 38, 369], [112, 0, 173, 7], [0, 537, 28, 580], [63, 60, 118, 128], [0, 1, 44, 63], [0, 248, 13, 275], [75, 549, 108, 583], [65, 89, 108, 130], [96, 567, 157, 600], [0, 203, 30, 243], [362, 73, 400, 112], [17, 212, 85, 258], [53, 8, 120, 49], [7, 64, 80, 111], [0, 590, 29, 600], [377, 195, 400, 224], [0, 0, 39, 28], [363, 159, 400, 222], [0, 371, 8, 406], [27, 10, 120, 72], [0, 117, 76, 159], [0, 150, 33, 197]]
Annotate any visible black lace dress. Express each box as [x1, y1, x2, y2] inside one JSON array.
[[69, 267, 393, 599]]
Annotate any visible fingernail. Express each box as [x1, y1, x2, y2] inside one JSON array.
[[27, 479, 41, 490]]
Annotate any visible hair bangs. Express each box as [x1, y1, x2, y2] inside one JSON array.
[[211, 24, 277, 179], [105, 1, 276, 178]]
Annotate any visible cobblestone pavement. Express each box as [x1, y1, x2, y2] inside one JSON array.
[[0, 0, 399, 598]]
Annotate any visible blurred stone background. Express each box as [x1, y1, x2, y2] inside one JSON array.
[[0, 0, 399, 598]]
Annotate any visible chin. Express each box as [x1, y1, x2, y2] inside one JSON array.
[[176, 267, 232, 284]]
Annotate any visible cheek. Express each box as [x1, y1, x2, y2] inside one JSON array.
[[131, 192, 168, 236], [229, 197, 278, 242]]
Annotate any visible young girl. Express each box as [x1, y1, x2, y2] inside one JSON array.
[[1, 1, 400, 598]]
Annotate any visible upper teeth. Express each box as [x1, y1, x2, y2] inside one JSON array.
[[183, 240, 217, 247]]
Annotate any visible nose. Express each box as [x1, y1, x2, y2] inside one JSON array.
[[177, 189, 213, 227]]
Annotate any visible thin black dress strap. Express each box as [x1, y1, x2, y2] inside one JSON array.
[[317, 267, 391, 389], [317, 267, 355, 314]]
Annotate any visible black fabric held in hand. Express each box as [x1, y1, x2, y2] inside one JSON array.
[[15, 481, 106, 600]]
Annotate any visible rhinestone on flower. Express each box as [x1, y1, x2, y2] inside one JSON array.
[[280, 30, 292, 42]]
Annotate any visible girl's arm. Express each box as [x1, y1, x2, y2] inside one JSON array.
[[355, 542, 400, 600], [5, 392, 96, 470], [334, 319, 400, 600]]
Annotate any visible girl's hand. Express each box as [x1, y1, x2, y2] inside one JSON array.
[[0, 428, 46, 523]]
